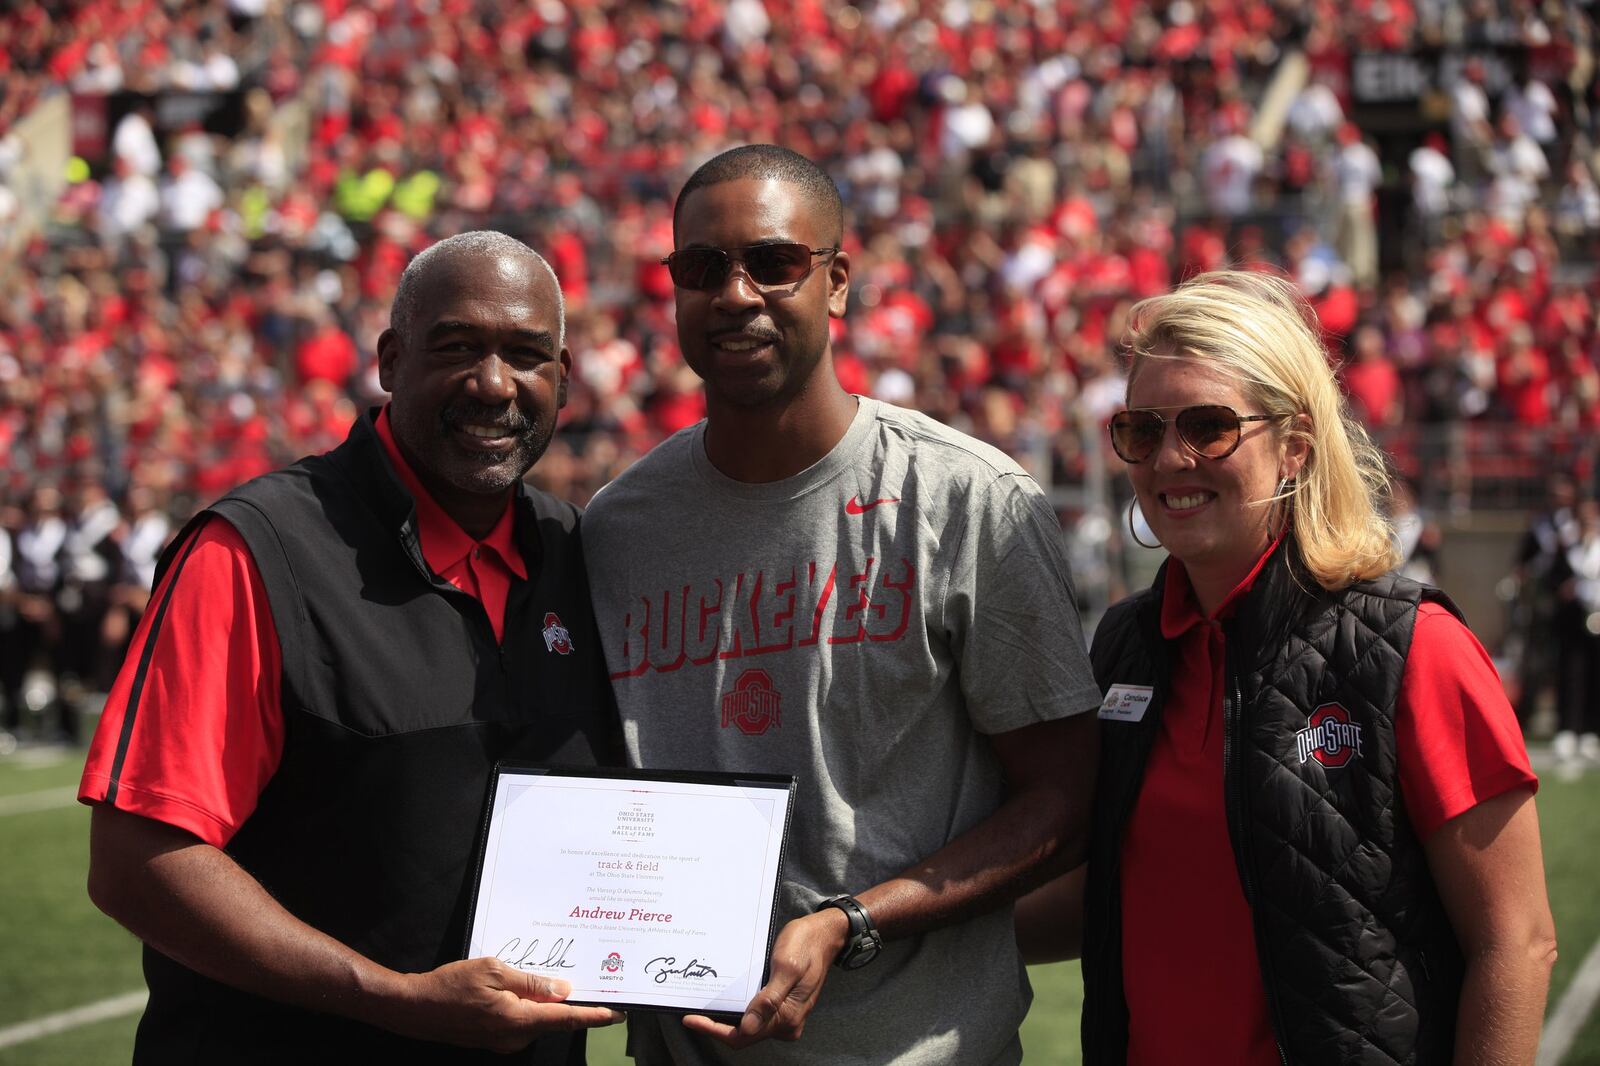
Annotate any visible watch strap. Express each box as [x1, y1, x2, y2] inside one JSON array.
[[816, 893, 883, 969]]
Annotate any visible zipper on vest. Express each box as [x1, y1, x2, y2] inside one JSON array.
[[1224, 669, 1290, 1066]]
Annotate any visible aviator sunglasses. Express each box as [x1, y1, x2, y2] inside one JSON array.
[[1109, 404, 1281, 464], [661, 242, 839, 292]]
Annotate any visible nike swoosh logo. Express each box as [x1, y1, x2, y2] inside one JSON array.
[[846, 495, 900, 515]]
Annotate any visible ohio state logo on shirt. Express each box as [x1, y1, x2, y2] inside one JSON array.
[[542, 612, 573, 655], [720, 668, 781, 735], [1295, 703, 1364, 768]]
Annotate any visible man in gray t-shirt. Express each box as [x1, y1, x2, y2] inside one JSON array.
[[583, 145, 1100, 1065]]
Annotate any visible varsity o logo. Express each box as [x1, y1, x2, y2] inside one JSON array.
[[601, 952, 624, 973], [720, 669, 782, 735], [543, 612, 573, 655], [1295, 703, 1364, 768]]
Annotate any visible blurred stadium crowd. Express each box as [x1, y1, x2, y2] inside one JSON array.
[[0, 0, 1598, 744]]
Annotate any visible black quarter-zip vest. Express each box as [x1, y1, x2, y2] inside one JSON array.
[[130, 412, 617, 1065], [1082, 544, 1465, 1066]]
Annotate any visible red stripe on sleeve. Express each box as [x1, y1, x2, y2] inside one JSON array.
[[79, 517, 284, 847]]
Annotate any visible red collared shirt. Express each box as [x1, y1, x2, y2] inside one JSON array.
[[373, 408, 524, 642], [1119, 543, 1536, 1066], [80, 409, 526, 846]]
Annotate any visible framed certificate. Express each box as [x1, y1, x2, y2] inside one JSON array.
[[464, 765, 796, 1018]]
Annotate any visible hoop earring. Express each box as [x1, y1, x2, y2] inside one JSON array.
[[1274, 476, 1297, 535], [1128, 502, 1162, 550]]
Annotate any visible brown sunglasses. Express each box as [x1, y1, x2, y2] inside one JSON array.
[[1109, 405, 1281, 463]]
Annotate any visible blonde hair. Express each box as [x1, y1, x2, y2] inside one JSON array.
[[1124, 270, 1400, 590]]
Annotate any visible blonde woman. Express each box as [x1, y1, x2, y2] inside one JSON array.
[[1019, 271, 1555, 1064]]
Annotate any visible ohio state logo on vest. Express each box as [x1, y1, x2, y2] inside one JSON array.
[[720, 668, 781, 735], [542, 612, 573, 655], [1295, 703, 1365, 768]]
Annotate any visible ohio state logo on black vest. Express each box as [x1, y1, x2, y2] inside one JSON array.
[[720, 668, 781, 735], [542, 612, 573, 655], [1295, 703, 1364, 768]]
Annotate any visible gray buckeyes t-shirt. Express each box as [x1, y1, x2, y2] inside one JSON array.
[[583, 398, 1099, 1065]]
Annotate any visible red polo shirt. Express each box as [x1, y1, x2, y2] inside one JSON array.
[[1119, 544, 1536, 1066], [80, 409, 526, 848]]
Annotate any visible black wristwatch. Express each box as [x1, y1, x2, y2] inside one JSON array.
[[815, 894, 883, 970]]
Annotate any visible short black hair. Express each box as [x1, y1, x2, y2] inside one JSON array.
[[673, 144, 843, 246]]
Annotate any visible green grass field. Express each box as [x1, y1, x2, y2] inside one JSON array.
[[1, 750, 1594, 1064]]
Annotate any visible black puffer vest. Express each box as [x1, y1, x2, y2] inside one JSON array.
[[132, 413, 616, 1065], [1082, 544, 1465, 1065]]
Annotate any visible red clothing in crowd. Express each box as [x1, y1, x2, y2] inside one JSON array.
[[1344, 355, 1402, 424], [294, 321, 358, 387], [1313, 282, 1360, 337], [1499, 345, 1554, 424]]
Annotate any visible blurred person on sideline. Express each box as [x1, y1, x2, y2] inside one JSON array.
[[8, 485, 67, 734], [1391, 479, 1443, 585], [54, 477, 121, 740], [1551, 496, 1600, 767], [98, 484, 174, 686], [1511, 473, 1580, 726], [79, 231, 623, 1062], [0, 509, 17, 748], [583, 145, 1101, 1065], [1018, 271, 1555, 1065]]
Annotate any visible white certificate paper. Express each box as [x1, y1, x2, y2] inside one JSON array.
[[465, 766, 795, 1017]]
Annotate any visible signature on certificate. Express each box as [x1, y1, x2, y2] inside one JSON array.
[[496, 937, 577, 971], [644, 957, 720, 984]]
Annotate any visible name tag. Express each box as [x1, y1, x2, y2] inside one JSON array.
[[1098, 684, 1154, 723]]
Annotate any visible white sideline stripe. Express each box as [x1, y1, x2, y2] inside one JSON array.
[[0, 990, 146, 1049], [0, 786, 79, 817], [1540, 935, 1600, 1065], [14, 749, 70, 769]]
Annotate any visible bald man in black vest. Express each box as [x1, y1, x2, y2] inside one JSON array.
[[81, 232, 623, 1063]]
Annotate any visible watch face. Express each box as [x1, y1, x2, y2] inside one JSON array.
[[841, 933, 882, 970]]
